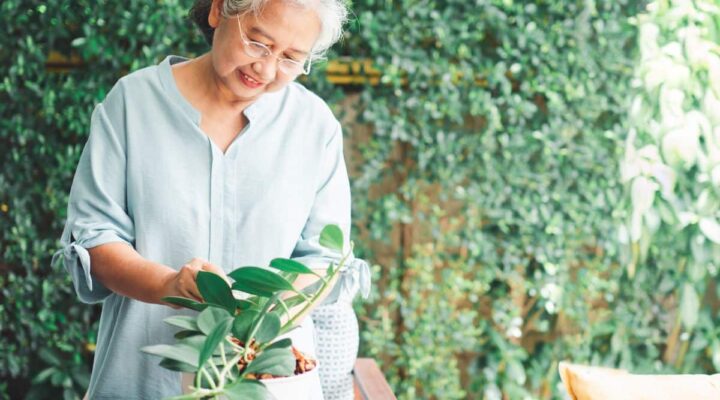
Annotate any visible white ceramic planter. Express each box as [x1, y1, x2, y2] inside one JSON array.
[[181, 362, 318, 400], [181, 318, 319, 398], [259, 363, 319, 400]]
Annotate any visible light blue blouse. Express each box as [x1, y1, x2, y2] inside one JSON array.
[[54, 55, 369, 399]]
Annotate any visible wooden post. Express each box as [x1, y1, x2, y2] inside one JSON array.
[[353, 358, 397, 400]]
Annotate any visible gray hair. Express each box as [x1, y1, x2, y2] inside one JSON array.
[[190, 0, 348, 57]]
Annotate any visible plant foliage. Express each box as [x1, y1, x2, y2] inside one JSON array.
[[143, 224, 347, 399]]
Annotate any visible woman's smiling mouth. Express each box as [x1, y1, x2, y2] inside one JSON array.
[[238, 70, 264, 89]]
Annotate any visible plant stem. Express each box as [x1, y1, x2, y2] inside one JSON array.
[[278, 298, 291, 318], [675, 331, 691, 370], [201, 368, 217, 390], [195, 367, 202, 389], [226, 336, 244, 352], [282, 250, 349, 332], [220, 342, 228, 369], [210, 360, 222, 384], [219, 354, 243, 385], [296, 292, 312, 302], [664, 309, 682, 364], [244, 293, 281, 355], [282, 282, 327, 331]]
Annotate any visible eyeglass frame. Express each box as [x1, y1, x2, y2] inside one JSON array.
[[234, 14, 313, 76]]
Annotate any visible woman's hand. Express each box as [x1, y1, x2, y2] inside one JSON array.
[[160, 258, 226, 307]]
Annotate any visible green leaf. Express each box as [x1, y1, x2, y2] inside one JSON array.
[[712, 340, 720, 372], [681, 283, 700, 329], [252, 312, 281, 344], [699, 218, 720, 244], [141, 344, 199, 368], [229, 267, 295, 297], [164, 315, 199, 331], [275, 296, 306, 322], [232, 310, 259, 342], [506, 359, 526, 385], [245, 347, 295, 376], [196, 271, 236, 313], [300, 279, 324, 297], [269, 258, 315, 275], [319, 224, 344, 252], [32, 367, 55, 384], [198, 317, 232, 367], [159, 358, 197, 373], [223, 379, 273, 400], [687, 260, 707, 283], [162, 296, 208, 312], [236, 298, 258, 311], [279, 295, 305, 310], [164, 394, 200, 400], [264, 338, 292, 351], [279, 271, 299, 285], [197, 306, 232, 335], [38, 348, 62, 366], [174, 330, 201, 340], [179, 335, 207, 351]]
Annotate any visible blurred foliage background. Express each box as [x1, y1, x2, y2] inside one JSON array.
[[2, 0, 720, 398]]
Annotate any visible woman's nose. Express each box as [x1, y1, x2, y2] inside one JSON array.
[[252, 59, 277, 82]]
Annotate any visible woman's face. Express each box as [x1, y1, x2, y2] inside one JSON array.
[[208, 0, 321, 103]]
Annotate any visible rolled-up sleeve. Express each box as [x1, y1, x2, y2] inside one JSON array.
[[291, 122, 370, 304], [54, 95, 135, 304]]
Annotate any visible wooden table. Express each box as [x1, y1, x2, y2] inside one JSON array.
[[353, 358, 397, 400]]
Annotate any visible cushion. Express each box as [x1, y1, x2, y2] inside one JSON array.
[[558, 361, 720, 400]]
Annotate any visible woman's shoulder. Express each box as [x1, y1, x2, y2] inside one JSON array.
[[254, 82, 340, 145], [277, 82, 338, 123], [284, 82, 329, 107], [101, 60, 167, 108]]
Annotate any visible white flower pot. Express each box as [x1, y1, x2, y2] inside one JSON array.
[[260, 362, 319, 400], [180, 362, 319, 400], [182, 319, 319, 398]]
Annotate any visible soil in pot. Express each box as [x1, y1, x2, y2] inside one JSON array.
[[232, 338, 320, 400], [232, 338, 318, 379]]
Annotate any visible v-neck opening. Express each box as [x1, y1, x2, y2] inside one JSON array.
[[214, 120, 251, 157]]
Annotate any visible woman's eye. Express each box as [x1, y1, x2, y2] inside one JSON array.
[[249, 38, 269, 48]]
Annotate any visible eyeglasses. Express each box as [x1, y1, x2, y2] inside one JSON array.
[[235, 15, 312, 76]]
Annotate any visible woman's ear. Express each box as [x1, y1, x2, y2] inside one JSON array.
[[208, 0, 223, 28]]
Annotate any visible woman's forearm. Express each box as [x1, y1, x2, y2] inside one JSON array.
[[87, 242, 176, 305]]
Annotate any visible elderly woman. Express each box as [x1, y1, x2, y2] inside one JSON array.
[[55, 0, 369, 398]]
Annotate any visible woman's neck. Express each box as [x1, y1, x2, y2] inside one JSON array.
[[172, 53, 254, 117]]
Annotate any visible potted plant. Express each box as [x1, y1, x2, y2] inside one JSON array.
[[142, 224, 350, 399]]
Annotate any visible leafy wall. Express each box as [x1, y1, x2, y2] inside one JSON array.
[[4, 0, 718, 399], [347, 1, 643, 398], [620, 0, 720, 388]]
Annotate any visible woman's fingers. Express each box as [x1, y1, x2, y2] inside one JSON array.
[[200, 261, 223, 275], [178, 264, 203, 302], [187, 258, 208, 270], [172, 258, 229, 304], [200, 262, 232, 285], [185, 285, 203, 302]]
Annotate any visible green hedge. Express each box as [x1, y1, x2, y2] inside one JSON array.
[[0, 1, 211, 397], [5, 0, 719, 399], [349, 1, 646, 398]]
